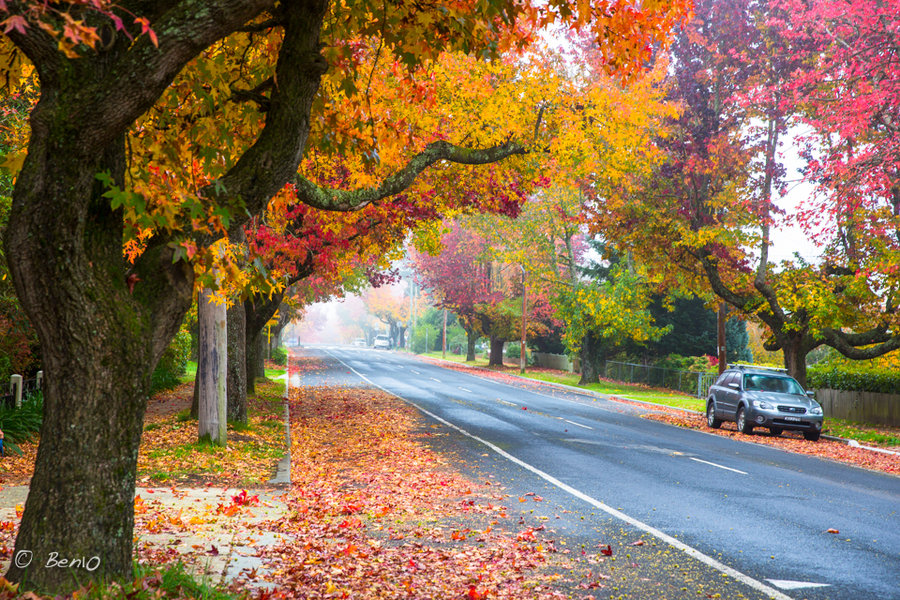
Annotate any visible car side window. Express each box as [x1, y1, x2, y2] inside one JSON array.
[[714, 372, 731, 386]]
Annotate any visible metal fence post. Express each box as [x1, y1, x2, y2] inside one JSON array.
[[36, 370, 43, 390], [696, 372, 703, 398]]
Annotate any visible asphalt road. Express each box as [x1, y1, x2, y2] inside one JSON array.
[[300, 345, 900, 600]]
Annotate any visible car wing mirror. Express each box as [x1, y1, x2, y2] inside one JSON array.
[[806, 391, 815, 399]]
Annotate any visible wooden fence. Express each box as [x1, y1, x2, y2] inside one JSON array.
[[815, 389, 900, 427]]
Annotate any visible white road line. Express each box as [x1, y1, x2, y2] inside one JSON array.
[[563, 419, 593, 430], [498, 399, 518, 407], [690, 457, 748, 475], [430, 377, 441, 383], [326, 350, 792, 600], [411, 369, 421, 375], [458, 387, 473, 393]]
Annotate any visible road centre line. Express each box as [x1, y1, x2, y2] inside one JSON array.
[[690, 457, 748, 475], [430, 377, 441, 383], [563, 419, 593, 430], [497, 399, 518, 407], [327, 350, 792, 600], [411, 369, 421, 375], [458, 387, 473, 393]]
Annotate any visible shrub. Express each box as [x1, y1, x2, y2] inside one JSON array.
[[151, 327, 191, 393], [271, 346, 288, 366], [0, 390, 43, 455], [807, 362, 900, 395]]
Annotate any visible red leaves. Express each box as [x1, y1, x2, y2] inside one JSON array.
[[599, 544, 613, 556], [232, 489, 260, 506], [1, 15, 27, 36], [827, 528, 839, 534], [339, 502, 364, 515], [467, 585, 488, 600], [516, 528, 537, 542]]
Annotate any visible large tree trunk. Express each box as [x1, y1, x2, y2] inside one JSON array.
[[2, 3, 331, 591], [227, 302, 248, 423], [245, 292, 283, 393], [465, 327, 477, 362], [781, 333, 811, 388], [489, 337, 505, 366], [4, 131, 193, 592], [579, 332, 604, 385], [197, 288, 227, 444]]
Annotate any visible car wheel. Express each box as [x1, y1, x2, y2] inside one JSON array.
[[768, 427, 783, 436], [706, 402, 722, 429], [803, 430, 820, 442], [736, 406, 753, 434]]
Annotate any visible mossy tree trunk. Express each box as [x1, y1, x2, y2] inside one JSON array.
[[489, 337, 505, 366], [245, 291, 283, 393], [227, 301, 248, 423], [2, 1, 330, 592], [578, 332, 604, 385], [465, 327, 478, 362]]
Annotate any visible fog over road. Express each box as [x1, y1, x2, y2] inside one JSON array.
[[299, 345, 900, 600]]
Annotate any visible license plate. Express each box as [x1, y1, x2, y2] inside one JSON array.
[[784, 416, 801, 422]]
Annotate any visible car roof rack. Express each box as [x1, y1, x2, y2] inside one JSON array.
[[728, 363, 788, 373]]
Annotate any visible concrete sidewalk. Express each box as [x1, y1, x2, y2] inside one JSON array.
[[0, 484, 290, 588]]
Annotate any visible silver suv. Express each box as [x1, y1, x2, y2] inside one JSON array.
[[706, 366, 824, 441]]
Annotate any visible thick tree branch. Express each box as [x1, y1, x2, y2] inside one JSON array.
[[821, 325, 900, 359], [81, 0, 278, 152], [292, 139, 528, 212]]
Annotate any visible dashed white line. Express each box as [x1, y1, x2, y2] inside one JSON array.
[[498, 399, 518, 407], [430, 377, 441, 383], [325, 349, 792, 600], [563, 419, 593, 430], [689, 457, 748, 475], [458, 387, 473, 393], [411, 369, 421, 375]]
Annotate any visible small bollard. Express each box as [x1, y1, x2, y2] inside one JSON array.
[[36, 370, 43, 390], [10, 374, 23, 408]]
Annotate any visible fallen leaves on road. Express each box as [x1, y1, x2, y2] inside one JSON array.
[[641, 411, 899, 475], [244, 381, 578, 599]]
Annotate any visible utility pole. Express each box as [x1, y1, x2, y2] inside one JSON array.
[[520, 265, 527, 374], [442, 309, 447, 359], [717, 303, 727, 375]]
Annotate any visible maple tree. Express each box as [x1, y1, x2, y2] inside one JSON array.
[[584, 0, 900, 386], [0, 0, 688, 591], [413, 221, 558, 366]]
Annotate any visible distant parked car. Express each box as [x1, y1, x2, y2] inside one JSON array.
[[352, 338, 367, 347], [373, 334, 391, 349], [706, 366, 824, 441]]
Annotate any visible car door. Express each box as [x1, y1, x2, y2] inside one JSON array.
[[720, 372, 740, 416]]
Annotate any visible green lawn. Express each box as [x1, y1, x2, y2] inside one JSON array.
[[182, 360, 286, 386]]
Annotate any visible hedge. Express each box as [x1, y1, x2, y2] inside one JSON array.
[[151, 327, 192, 393], [807, 363, 900, 395]]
